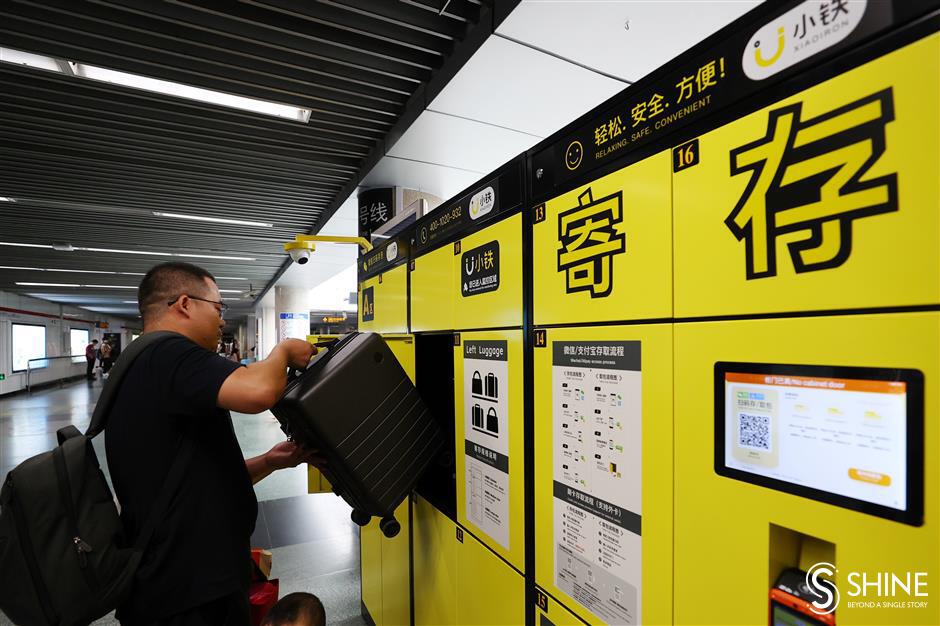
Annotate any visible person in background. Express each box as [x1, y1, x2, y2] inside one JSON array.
[[100, 339, 114, 376], [260, 593, 325, 626], [85, 338, 99, 380]]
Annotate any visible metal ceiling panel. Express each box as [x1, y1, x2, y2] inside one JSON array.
[[0, 0, 514, 322]]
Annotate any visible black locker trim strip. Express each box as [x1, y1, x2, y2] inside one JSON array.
[[522, 159, 536, 626], [408, 495, 415, 626], [532, 304, 940, 331]]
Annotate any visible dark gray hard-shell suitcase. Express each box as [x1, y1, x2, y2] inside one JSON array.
[[271, 332, 443, 538]]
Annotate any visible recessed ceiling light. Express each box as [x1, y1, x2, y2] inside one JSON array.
[[0, 197, 15, 203], [152, 212, 273, 228]]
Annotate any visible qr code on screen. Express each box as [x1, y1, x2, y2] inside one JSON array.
[[738, 413, 771, 450]]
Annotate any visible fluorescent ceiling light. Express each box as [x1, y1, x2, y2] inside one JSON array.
[[0, 241, 53, 249], [0, 265, 145, 275], [0, 241, 256, 261], [218, 289, 242, 294], [122, 301, 138, 304], [216, 277, 247, 280], [16, 282, 135, 289], [0, 197, 16, 203], [153, 212, 273, 228], [71, 61, 311, 122], [82, 247, 172, 256], [0, 47, 60, 72], [1, 46, 311, 123], [175, 253, 256, 261]]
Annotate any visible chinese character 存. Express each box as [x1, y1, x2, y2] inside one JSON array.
[[696, 61, 719, 93], [676, 75, 694, 103], [726, 89, 897, 279], [647, 93, 665, 118], [631, 101, 647, 127], [557, 188, 626, 298]]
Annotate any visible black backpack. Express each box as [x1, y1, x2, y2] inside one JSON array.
[[0, 331, 194, 625]]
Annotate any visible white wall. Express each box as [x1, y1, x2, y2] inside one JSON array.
[[0, 290, 136, 396]]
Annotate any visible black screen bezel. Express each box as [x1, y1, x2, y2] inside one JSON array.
[[715, 362, 924, 526]]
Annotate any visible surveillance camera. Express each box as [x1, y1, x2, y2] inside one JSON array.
[[289, 248, 311, 264]]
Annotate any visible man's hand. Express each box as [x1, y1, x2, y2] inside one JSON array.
[[246, 440, 326, 484], [265, 440, 326, 471], [280, 338, 317, 370]]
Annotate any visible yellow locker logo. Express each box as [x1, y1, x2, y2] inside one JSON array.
[[726, 88, 897, 279], [557, 188, 626, 298]]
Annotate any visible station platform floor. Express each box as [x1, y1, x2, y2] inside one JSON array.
[[0, 379, 367, 626]]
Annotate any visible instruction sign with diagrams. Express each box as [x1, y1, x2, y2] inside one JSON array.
[[552, 341, 642, 624], [464, 339, 510, 549]]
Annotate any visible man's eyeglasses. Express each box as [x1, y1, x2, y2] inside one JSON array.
[[167, 294, 228, 318]]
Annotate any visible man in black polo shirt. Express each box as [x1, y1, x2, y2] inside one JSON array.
[[106, 262, 317, 625]]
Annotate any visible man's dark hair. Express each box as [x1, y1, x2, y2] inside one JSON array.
[[261, 592, 325, 626], [91, 339, 98, 344], [138, 262, 216, 323]]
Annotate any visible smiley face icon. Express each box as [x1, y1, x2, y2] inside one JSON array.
[[565, 140, 583, 171]]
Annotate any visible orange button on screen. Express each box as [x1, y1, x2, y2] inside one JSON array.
[[849, 468, 892, 486]]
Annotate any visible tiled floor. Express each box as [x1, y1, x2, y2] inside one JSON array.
[[0, 379, 366, 626]]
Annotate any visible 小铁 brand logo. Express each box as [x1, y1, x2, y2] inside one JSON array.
[[742, 0, 866, 80]]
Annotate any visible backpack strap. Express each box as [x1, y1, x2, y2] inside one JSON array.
[[85, 331, 180, 439], [83, 330, 199, 554]]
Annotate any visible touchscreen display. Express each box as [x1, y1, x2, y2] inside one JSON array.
[[715, 363, 923, 524]]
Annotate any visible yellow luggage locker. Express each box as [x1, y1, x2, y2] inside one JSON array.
[[532, 150, 672, 326], [674, 313, 937, 626], [410, 159, 524, 332], [673, 32, 940, 319], [533, 324, 673, 626], [358, 234, 410, 334], [412, 495, 458, 626], [358, 334, 416, 626]]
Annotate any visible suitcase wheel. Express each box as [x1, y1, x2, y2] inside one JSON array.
[[350, 509, 372, 527], [380, 516, 401, 539]]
